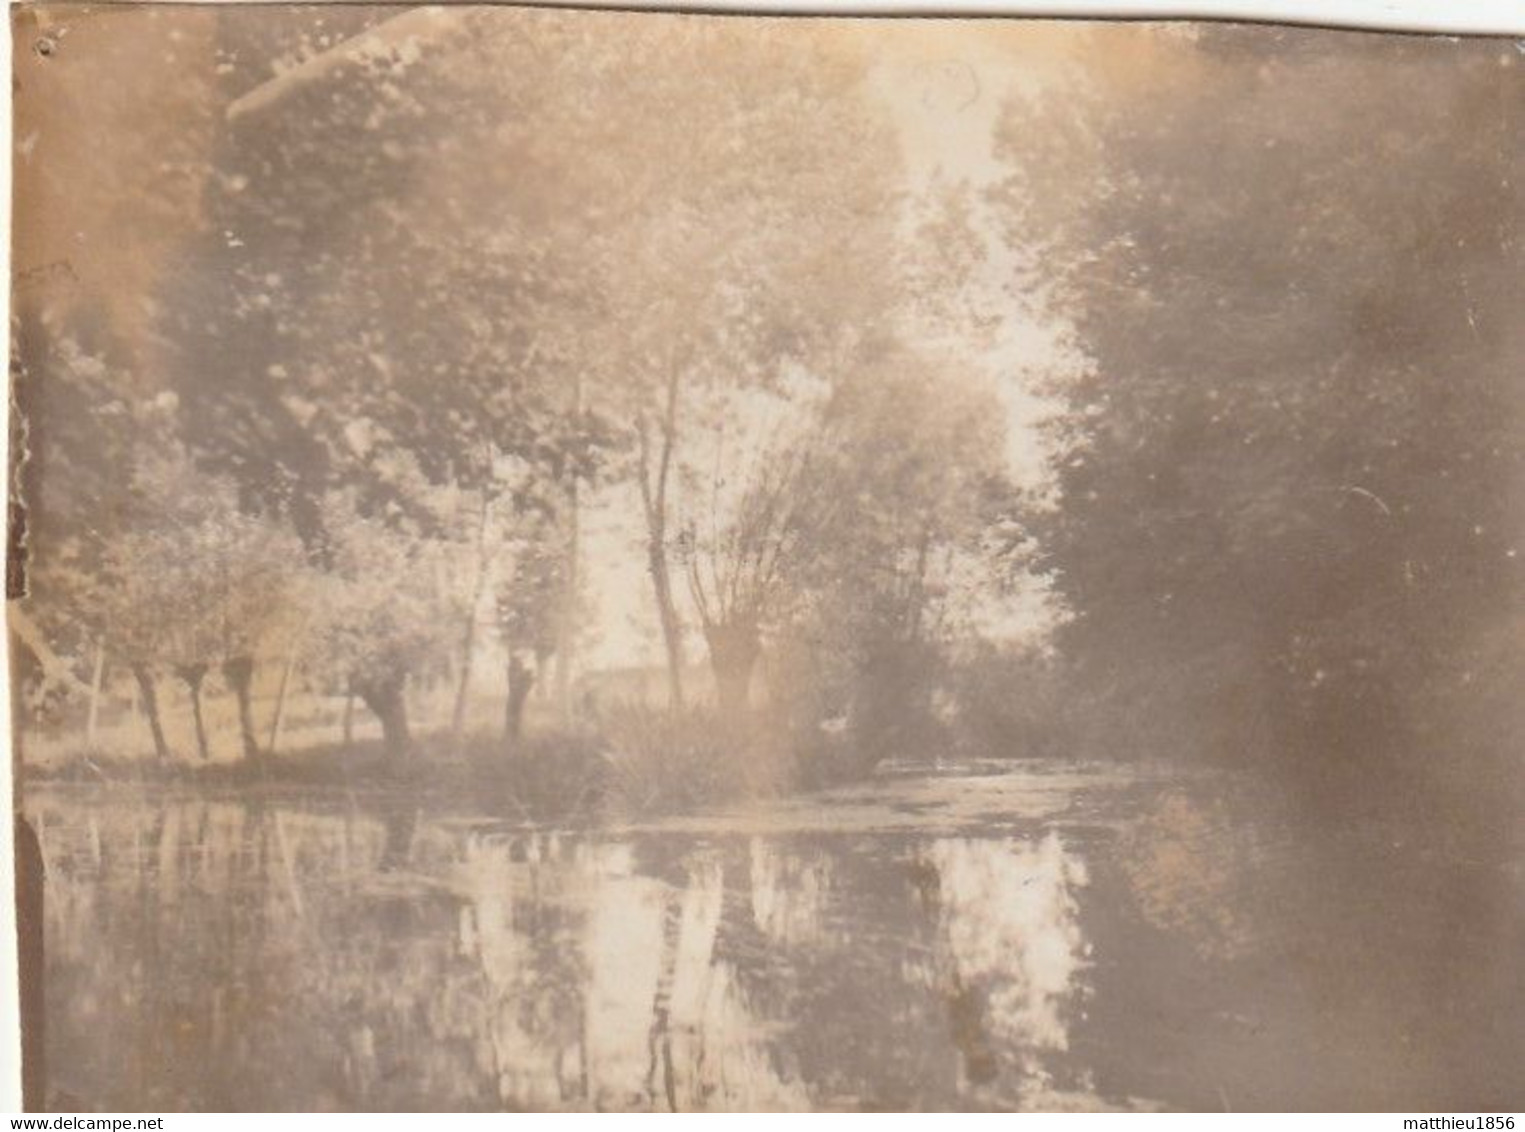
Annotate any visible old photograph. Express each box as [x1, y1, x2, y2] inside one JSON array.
[[7, 3, 1523, 1112]]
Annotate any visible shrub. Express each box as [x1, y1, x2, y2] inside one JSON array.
[[595, 702, 796, 817]]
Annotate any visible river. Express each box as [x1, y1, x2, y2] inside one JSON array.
[[22, 761, 1524, 1111]]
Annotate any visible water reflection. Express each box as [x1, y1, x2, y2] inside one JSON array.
[[27, 769, 1524, 1110], [927, 834, 1089, 1104]]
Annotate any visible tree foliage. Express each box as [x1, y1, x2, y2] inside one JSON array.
[[994, 28, 1523, 809]]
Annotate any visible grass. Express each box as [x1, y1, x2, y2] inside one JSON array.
[[21, 701, 895, 824]]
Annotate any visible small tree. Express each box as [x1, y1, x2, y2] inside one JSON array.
[[494, 512, 565, 744], [209, 513, 306, 762], [784, 350, 1015, 753], [310, 494, 459, 761], [95, 527, 184, 760]]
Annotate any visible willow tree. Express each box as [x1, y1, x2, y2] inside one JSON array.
[[308, 493, 460, 760], [672, 375, 832, 716]]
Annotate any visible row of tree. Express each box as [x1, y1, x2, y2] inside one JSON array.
[[13, 8, 1037, 765], [22, 14, 1505, 808]]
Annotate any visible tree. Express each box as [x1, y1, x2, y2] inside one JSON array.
[[7, 331, 181, 737], [993, 27, 1523, 805], [675, 373, 830, 716], [783, 346, 1017, 752], [495, 513, 566, 744], [534, 19, 904, 709], [81, 455, 306, 762], [203, 509, 306, 762], [308, 493, 460, 760], [11, 6, 220, 736], [158, 9, 620, 734], [145, 9, 918, 731], [94, 527, 182, 761]]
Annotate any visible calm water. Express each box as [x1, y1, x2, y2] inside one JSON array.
[[25, 763, 1525, 1111]]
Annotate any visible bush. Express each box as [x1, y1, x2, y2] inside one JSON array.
[[461, 729, 607, 821], [595, 702, 797, 817], [947, 646, 1066, 762]]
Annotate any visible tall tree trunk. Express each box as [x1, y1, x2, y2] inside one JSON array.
[[706, 621, 760, 718], [551, 369, 584, 725], [648, 534, 685, 710], [636, 370, 685, 711], [505, 653, 535, 746], [452, 494, 493, 747], [357, 675, 411, 761], [85, 638, 106, 747], [132, 664, 170, 761], [178, 663, 211, 762], [222, 655, 261, 761], [267, 649, 297, 756]]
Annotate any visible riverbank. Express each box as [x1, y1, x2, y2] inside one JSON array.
[[18, 707, 890, 823]]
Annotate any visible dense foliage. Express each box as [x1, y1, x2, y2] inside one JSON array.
[[994, 27, 1523, 821]]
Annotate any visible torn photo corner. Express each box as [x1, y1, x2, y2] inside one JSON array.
[[7, 2, 1524, 1113]]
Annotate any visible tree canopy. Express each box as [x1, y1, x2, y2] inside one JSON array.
[[994, 27, 1523, 812]]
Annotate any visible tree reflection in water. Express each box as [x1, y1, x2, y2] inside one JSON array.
[[32, 786, 1114, 1110], [32, 767, 1514, 1111], [925, 834, 1091, 1106]]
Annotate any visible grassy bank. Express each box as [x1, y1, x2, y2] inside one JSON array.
[[21, 702, 888, 823]]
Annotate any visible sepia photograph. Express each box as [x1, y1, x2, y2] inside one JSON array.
[[6, 1, 1523, 1112]]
